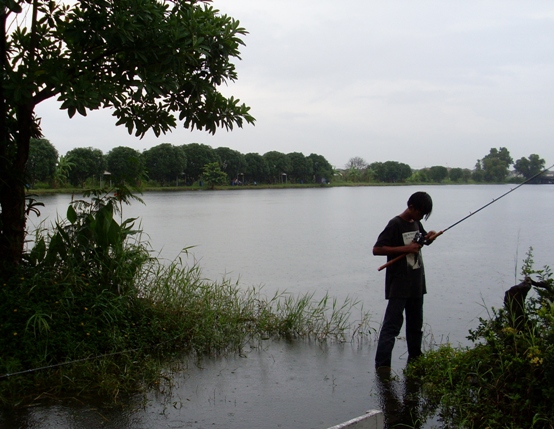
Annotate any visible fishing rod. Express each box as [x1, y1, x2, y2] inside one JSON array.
[[377, 163, 554, 272]]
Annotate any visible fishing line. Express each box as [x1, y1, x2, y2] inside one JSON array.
[[378, 164, 554, 271], [436, 163, 554, 235], [0, 331, 188, 380]]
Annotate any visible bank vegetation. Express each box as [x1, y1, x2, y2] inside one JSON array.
[[407, 249, 554, 428], [0, 187, 370, 407]]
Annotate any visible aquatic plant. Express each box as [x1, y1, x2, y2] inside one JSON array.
[[0, 187, 371, 406]]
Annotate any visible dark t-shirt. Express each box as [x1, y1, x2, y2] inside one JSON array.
[[374, 216, 427, 299]]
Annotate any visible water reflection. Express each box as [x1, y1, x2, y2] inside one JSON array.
[[375, 367, 424, 429], [0, 339, 445, 429]]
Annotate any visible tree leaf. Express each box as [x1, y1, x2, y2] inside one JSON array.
[[67, 205, 77, 224]]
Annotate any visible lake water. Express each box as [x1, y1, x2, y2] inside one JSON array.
[[6, 184, 554, 428]]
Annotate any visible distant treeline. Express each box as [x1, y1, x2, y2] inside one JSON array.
[[27, 139, 334, 188], [342, 149, 548, 184], [26, 139, 548, 188]]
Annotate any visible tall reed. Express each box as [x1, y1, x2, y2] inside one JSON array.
[[0, 188, 371, 406]]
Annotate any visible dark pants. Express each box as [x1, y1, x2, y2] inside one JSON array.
[[375, 296, 424, 368]]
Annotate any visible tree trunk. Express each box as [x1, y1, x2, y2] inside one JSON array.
[[0, 175, 27, 267], [0, 105, 34, 268], [504, 277, 552, 331], [0, 2, 41, 269], [504, 279, 532, 331]]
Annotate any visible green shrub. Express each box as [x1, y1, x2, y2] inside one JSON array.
[[408, 249, 554, 428], [0, 187, 370, 406]]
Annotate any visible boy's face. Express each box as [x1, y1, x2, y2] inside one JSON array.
[[409, 206, 427, 221]]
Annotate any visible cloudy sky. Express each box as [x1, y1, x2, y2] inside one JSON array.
[[35, 1, 554, 170]]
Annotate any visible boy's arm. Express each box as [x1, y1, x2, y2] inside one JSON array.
[[373, 242, 421, 256]]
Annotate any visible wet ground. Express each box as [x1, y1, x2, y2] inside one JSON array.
[[0, 338, 440, 429]]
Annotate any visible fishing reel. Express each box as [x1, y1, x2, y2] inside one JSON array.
[[413, 231, 430, 246]]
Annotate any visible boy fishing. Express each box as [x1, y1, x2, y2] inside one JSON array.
[[373, 191, 437, 369]]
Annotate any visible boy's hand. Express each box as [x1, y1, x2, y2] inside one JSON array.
[[406, 241, 422, 254], [425, 230, 443, 244]]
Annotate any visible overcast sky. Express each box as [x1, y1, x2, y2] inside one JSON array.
[[35, 0, 554, 170]]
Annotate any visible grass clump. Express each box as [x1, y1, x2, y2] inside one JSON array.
[[0, 187, 370, 407], [407, 249, 554, 428]]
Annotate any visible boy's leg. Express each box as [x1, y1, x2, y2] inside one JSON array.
[[405, 296, 424, 363], [375, 298, 406, 368]]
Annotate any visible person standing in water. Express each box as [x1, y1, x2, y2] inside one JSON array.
[[373, 191, 436, 369]]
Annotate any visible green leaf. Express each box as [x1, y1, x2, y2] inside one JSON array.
[[4, 0, 22, 13], [67, 205, 77, 224], [76, 104, 87, 116], [28, 237, 46, 265]]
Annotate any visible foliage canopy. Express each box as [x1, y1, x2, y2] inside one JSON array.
[[27, 138, 58, 185], [65, 146, 105, 187], [181, 142, 220, 182], [514, 154, 546, 181], [106, 146, 145, 186], [475, 147, 513, 182], [1, 0, 254, 265], [202, 161, 227, 189], [143, 143, 187, 185]]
